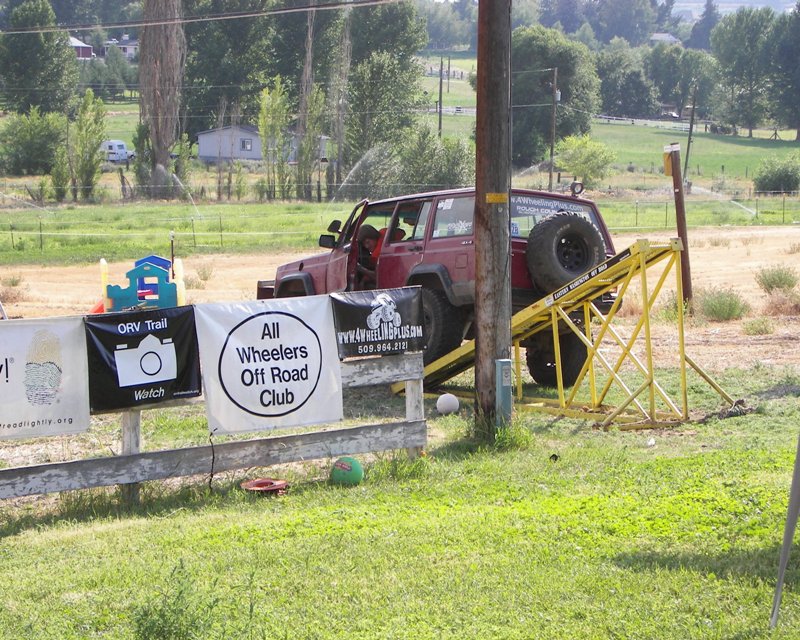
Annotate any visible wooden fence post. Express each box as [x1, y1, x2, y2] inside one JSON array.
[[120, 410, 141, 505], [405, 377, 424, 459]]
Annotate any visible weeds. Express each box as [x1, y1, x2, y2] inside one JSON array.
[[708, 237, 731, 248], [695, 287, 750, 321], [755, 265, 798, 294], [494, 419, 533, 450], [764, 290, 800, 315], [739, 236, 763, 247], [195, 262, 215, 282], [787, 242, 800, 255], [743, 317, 774, 335], [133, 560, 219, 640], [183, 274, 204, 290]]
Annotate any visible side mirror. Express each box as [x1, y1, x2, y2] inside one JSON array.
[[327, 220, 342, 234], [319, 234, 336, 249]]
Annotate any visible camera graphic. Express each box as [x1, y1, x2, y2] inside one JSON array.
[[114, 334, 177, 388]]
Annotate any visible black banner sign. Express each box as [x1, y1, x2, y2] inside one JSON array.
[[84, 306, 202, 412], [330, 287, 424, 359]]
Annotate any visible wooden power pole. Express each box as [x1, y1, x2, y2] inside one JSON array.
[[474, 0, 512, 440], [665, 143, 693, 307]]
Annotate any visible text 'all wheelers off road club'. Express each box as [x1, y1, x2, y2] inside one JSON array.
[[0, 288, 423, 439]]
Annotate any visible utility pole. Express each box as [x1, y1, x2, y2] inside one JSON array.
[[682, 85, 698, 181], [548, 67, 558, 191], [438, 56, 444, 138], [665, 143, 693, 307], [474, 0, 512, 441]]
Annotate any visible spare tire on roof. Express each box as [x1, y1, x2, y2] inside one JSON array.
[[525, 212, 606, 294]]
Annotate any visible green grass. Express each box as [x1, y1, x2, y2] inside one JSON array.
[[1, 193, 800, 265], [593, 121, 800, 182], [0, 364, 799, 637]]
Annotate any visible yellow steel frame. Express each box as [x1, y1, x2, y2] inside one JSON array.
[[394, 239, 733, 428]]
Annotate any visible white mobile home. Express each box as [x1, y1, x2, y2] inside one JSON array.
[[196, 125, 264, 162]]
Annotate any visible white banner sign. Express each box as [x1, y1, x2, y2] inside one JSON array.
[[194, 298, 343, 434], [0, 317, 90, 439]]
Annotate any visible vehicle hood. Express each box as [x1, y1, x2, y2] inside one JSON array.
[[275, 251, 331, 279]]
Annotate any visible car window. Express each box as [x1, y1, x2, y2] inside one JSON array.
[[356, 204, 396, 240], [391, 200, 431, 242], [431, 196, 474, 238], [510, 194, 597, 238]]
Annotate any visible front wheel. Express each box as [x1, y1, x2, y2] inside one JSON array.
[[525, 330, 587, 387], [421, 289, 463, 365]]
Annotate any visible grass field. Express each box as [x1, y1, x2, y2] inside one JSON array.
[[1, 194, 799, 266], [0, 363, 799, 638]]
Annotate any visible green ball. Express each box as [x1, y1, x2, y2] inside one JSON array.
[[330, 456, 364, 486]]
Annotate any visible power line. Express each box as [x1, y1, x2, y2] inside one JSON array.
[[0, 0, 400, 36]]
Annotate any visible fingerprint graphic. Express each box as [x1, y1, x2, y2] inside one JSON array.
[[24, 329, 63, 406]]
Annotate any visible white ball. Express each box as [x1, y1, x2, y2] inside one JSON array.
[[436, 393, 460, 415]]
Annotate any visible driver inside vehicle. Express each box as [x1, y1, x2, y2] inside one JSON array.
[[354, 224, 380, 290]]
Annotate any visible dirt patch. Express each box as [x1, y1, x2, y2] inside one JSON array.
[[1, 225, 799, 368]]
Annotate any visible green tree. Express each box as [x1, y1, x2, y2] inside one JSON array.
[[0, 0, 78, 114], [71, 89, 106, 200], [596, 39, 658, 117], [417, 0, 469, 49], [555, 134, 615, 187], [296, 84, 326, 200], [769, 3, 800, 141], [510, 25, 600, 167], [397, 125, 474, 192], [258, 76, 292, 201], [0, 107, 67, 174], [687, 0, 720, 50], [711, 7, 775, 137], [344, 50, 426, 165], [645, 43, 684, 109], [593, 0, 655, 45], [49, 146, 70, 202]]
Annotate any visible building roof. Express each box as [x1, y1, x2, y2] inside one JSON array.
[[197, 124, 261, 136], [650, 33, 681, 45], [69, 36, 91, 48]]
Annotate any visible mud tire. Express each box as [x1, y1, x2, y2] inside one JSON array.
[[525, 330, 587, 387], [526, 212, 605, 294], [421, 289, 463, 365]]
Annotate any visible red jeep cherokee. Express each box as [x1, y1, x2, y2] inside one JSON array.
[[258, 186, 616, 386]]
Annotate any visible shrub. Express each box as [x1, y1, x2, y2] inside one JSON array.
[[0, 107, 67, 175], [753, 154, 800, 194], [696, 287, 750, 321], [755, 265, 798, 294], [742, 317, 773, 335], [764, 290, 800, 316]]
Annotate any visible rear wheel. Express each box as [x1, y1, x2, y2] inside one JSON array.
[[525, 330, 587, 387], [526, 212, 605, 294], [421, 289, 463, 364]]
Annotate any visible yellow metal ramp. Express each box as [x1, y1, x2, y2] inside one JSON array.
[[405, 238, 733, 427]]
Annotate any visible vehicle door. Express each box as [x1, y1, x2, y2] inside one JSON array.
[[345, 202, 398, 289], [421, 195, 476, 299], [376, 199, 433, 289], [325, 201, 365, 292]]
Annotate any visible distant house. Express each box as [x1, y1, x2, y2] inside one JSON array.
[[70, 36, 94, 60], [197, 125, 265, 162], [650, 33, 681, 46], [196, 125, 329, 164], [104, 34, 138, 60]]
